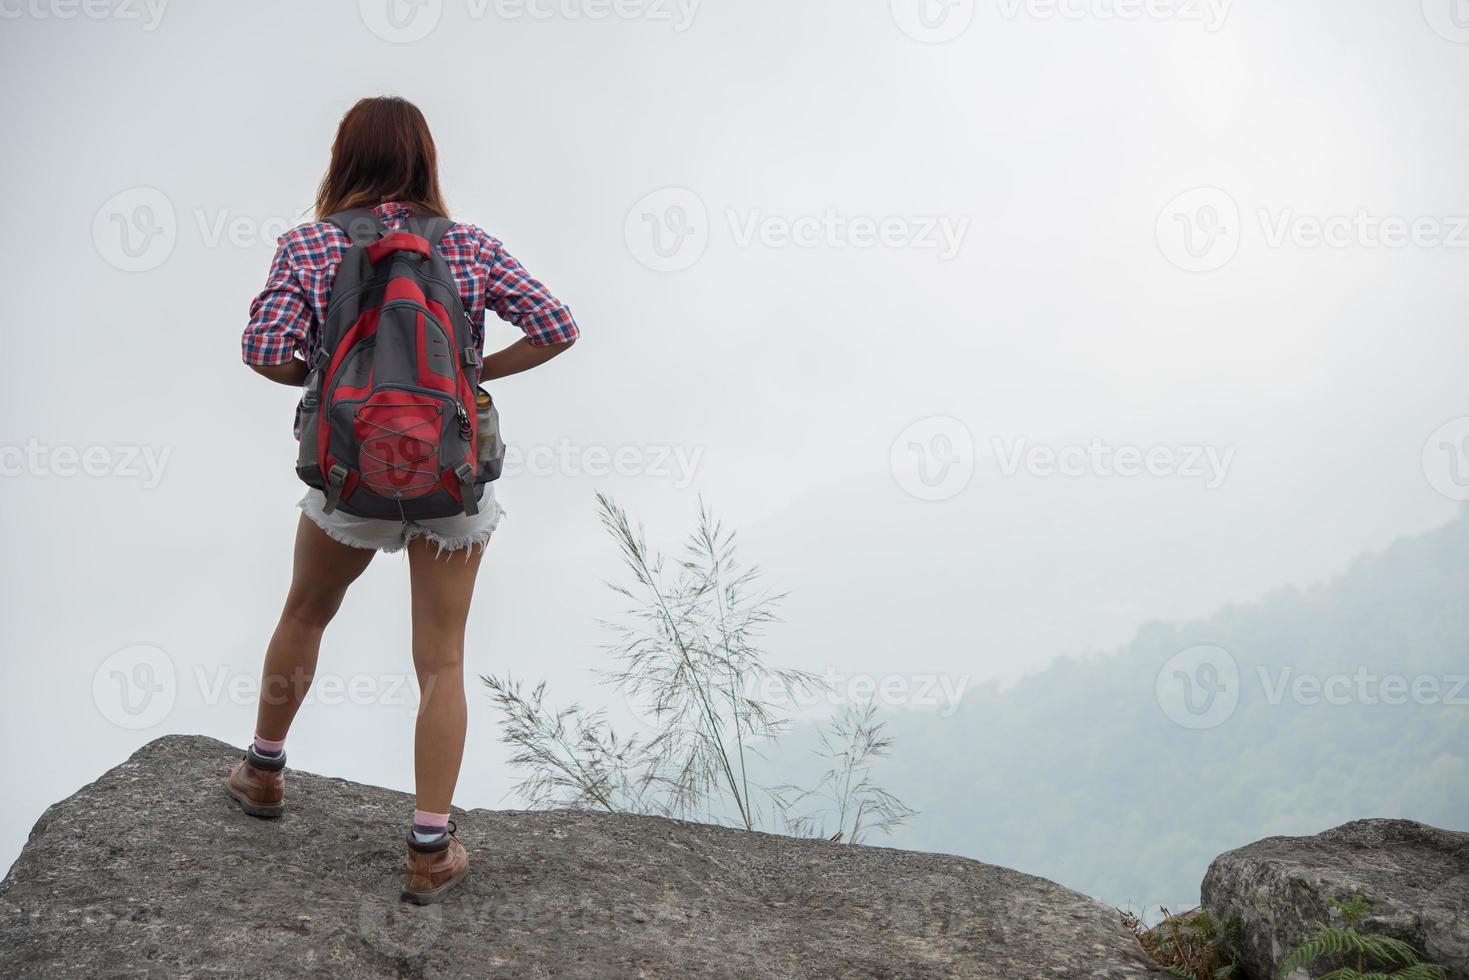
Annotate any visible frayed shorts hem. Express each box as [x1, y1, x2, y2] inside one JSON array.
[[296, 488, 503, 557]]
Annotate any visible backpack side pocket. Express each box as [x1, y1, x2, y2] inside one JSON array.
[[296, 367, 325, 487], [474, 387, 504, 483]]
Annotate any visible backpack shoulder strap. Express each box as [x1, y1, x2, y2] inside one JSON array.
[[403, 215, 458, 251], [325, 208, 387, 245]]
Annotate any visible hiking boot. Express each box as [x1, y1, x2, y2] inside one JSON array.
[[226, 745, 286, 818], [401, 823, 469, 905]]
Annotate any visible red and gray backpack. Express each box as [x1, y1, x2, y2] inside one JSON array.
[[295, 209, 501, 520]]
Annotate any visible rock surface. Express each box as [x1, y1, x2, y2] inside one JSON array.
[[0, 735, 1165, 979], [1202, 818, 1469, 980]]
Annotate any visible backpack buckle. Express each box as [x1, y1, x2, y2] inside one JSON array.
[[454, 462, 479, 517], [323, 464, 349, 515]]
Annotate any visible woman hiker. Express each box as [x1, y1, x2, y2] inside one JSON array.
[[229, 95, 578, 904]]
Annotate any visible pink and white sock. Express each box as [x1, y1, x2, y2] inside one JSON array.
[[411, 809, 450, 843], [252, 734, 286, 758]]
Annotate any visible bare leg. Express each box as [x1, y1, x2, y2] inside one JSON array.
[[253, 515, 376, 742], [406, 537, 484, 814]]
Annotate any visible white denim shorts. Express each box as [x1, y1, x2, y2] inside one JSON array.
[[297, 484, 504, 556]]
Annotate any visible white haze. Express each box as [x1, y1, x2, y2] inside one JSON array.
[[1, 0, 1466, 870]]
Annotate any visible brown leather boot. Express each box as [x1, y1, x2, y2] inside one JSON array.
[[401, 824, 469, 905], [226, 745, 285, 818]]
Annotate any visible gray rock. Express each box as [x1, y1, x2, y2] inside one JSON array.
[[1202, 818, 1469, 980], [0, 735, 1165, 979]]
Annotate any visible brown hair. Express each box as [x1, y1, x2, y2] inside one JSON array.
[[314, 97, 449, 219]]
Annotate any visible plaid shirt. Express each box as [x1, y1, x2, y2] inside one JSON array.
[[243, 202, 578, 368]]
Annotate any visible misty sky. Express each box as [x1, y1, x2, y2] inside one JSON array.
[[2, 1, 1467, 872]]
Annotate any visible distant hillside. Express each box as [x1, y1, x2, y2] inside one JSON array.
[[870, 506, 1469, 913]]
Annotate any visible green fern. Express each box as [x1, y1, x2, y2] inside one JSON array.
[[1277, 897, 1446, 980], [1124, 907, 1239, 980]]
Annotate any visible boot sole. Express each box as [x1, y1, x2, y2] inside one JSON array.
[[227, 784, 284, 819], [400, 866, 468, 905]]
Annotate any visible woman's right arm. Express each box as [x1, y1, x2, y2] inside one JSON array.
[[477, 232, 580, 378], [480, 336, 575, 382], [242, 240, 312, 386]]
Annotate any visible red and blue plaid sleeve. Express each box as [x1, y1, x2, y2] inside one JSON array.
[[479, 231, 580, 347], [242, 241, 313, 366]]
